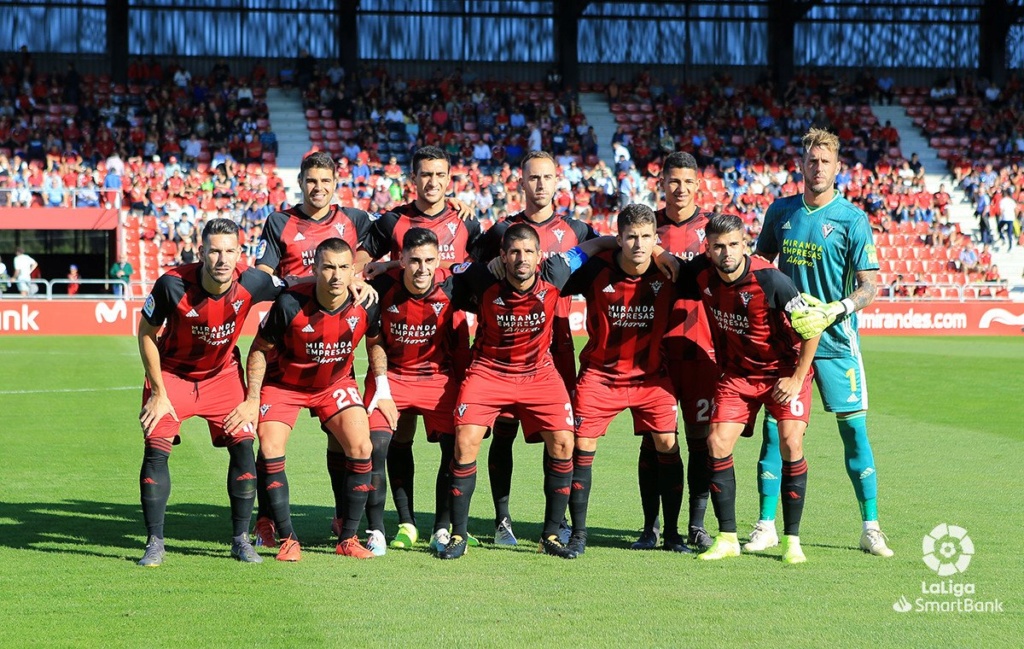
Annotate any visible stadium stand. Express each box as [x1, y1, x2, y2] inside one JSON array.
[[0, 59, 287, 292], [1, 56, 1018, 301]]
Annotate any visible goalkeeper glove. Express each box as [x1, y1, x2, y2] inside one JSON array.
[[790, 293, 853, 339]]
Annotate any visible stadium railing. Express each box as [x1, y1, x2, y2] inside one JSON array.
[[1, 278, 129, 299], [0, 187, 123, 210]]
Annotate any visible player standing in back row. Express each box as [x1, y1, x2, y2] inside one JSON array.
[[643, 151, 717, 552], [754, 128, 893, 558], [250, 151, 377, 547], [361, 146, 479, 551]]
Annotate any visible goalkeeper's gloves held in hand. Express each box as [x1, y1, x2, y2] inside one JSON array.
[[791, 293, 853, 339]]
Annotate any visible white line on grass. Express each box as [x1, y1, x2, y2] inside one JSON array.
[[0, 386, 138, 395]]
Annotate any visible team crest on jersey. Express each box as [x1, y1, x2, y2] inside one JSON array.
[[822, 223, 835, 239], [457, 403, 468, 417], [739, 291, 753, 307], [143, 294, 156, 318], [452, 262, 471, 274], [536, 289, 548, 301], [782, 221, 792, 230], [260, 404, 271, 416], [255, 240, 268, 260], [651, 280, 663, 295], [552, 228, 565, 244], [446, 222, 458, 237], [573, 415, 584, 429], [231, 299, 244, 314], [334, 224, 346, 238], [431, 302, 445, 315], [346, 316, 361, 331], [696, 228, 706, 242]]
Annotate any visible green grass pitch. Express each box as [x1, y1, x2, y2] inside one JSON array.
[[0, 336, 1020, 647]]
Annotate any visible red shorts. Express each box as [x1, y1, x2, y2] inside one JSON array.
[[455, 363, 573, 443], [365, 371, 458, 442], [711, 371, 814, 425], [574, 372, 678, 439], [669, 358, 721, 426], [142, 362, 253, 447], [259, 377, 365, 430]]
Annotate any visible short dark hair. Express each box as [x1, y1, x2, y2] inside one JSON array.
[[663, 151, 697, 174], [616, 203, 657, 232], [300, 151, 337, 178], [201, 217, 240, 243], [314, 237, 353, 264], [501, 222, 540, 252], [520, 150, 555, 172], [412, 146, 450, 174], [402, 227, 439, 251], [706, 213, 745, 237]]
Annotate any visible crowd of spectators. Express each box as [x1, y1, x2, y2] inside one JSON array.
[[302, 63, 603, 175], [2, 55, 1019, 296], [0, 52, 283, 218]]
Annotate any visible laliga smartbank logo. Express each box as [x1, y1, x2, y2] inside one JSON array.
[[892, 524, 1003, 614]]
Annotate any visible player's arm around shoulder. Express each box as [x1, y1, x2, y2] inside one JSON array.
[[241, 267, 287, 303], [254, 211, 287, 273]]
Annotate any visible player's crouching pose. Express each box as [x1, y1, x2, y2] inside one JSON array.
[[236, 238, 390, 561], [363, 227, 465, 554], [673, 215, 820, 564], [136, 218, 285, 567]]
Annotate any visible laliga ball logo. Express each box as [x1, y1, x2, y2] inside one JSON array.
[[922, 523, 973, 576]]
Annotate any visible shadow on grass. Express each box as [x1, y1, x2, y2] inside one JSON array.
[[0, 499, 648, 561], [0, 499, 340, 561]]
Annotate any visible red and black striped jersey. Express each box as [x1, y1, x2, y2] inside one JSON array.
[[473, 212, 597, 264], [656, 207, 715, 363], [561, 250, 676, 383], [256, 205, 374, 277], [258, 283, 381, 390], [370, 267, 459, 377], [451, 256, 575, 374], [474, 211, 598, 324], [363, 202, 482, 263], [143, 263, 284, 380], [676, 255, 806, 378]]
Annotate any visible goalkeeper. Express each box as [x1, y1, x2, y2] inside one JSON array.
[[752, 127, 893, 559]]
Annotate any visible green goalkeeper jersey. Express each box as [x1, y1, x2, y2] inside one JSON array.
[[757, 192, 879, 358]]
